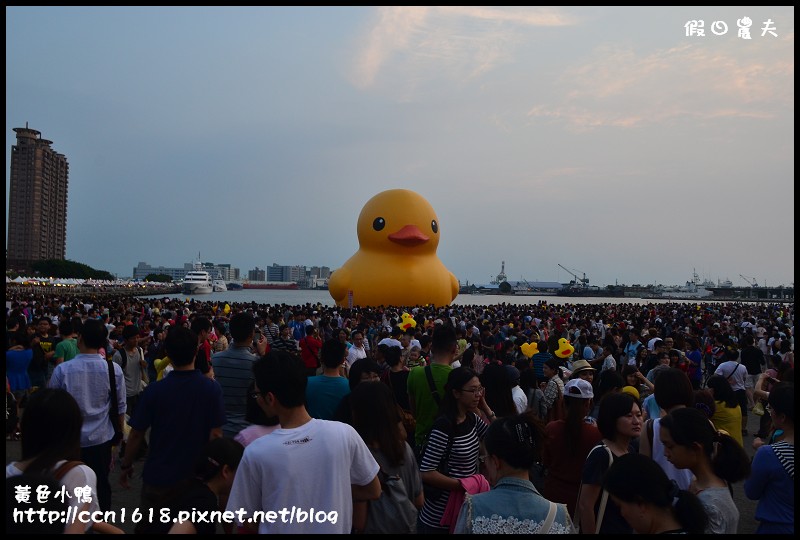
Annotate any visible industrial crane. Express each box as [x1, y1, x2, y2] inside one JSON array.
[[739, 274, 759, 287], [558, 264, 589, 288]]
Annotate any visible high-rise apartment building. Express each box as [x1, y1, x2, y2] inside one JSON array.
[[7, 126, 69, 269]]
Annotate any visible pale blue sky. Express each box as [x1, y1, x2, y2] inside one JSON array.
[[6, 6, 794, 287]]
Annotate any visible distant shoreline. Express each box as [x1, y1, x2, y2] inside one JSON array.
[[5, 285, 794, 310]]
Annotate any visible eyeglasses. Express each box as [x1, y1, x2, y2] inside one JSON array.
[[460, 386, 485, 395]]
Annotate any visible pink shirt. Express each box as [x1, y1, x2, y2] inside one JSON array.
[[234, 424, 280, 447]]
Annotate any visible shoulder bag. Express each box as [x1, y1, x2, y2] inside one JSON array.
[[364, 469, 418, 534], [418, 419, 455, 503], [107, 359, 124, 446], [573, 444, 614, 534], [54, 460, 85, 481], [425, 364, 442, 405]]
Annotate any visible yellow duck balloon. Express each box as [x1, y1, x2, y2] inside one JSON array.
[[329, 189, 459, 307], [520, 341, 539, 358], [554, 338, 575, 359], [401, 313, 417, 330]]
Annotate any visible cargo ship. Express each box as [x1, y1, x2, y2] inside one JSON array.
[[241, 281, 299, 290]]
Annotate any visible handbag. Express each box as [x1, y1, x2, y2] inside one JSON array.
[[107, 358, 124, 446], [752, 400, 766, 416], [364, 469, 418, 534], [573, 444, 613, 534], [418, 419, 454, 503]]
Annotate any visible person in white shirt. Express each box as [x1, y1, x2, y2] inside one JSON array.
[[506, 365, 528, 414], [346, 330, 368, 368], [714, 350, 750, 435], [227, 350, 380, 534]]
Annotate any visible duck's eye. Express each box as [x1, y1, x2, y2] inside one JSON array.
[[431, 220, 438, 234], [373, 217, 385, 231]]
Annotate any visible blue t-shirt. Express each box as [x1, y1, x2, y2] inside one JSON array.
[[744, 441, 794, 533], [305, 375, 350, 420], [128, 369, 226, 486], [642, 393, 661, 421]]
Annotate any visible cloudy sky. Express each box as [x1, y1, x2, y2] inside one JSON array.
[[6, 6, 794, 288]]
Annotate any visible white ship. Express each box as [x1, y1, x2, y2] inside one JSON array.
[[652, 269, 713, 299], [212, 278, 227, 292], [182, 258, 213, 294]]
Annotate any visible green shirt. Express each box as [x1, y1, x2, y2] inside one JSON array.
[[407, 362, 452, 446], [54, 337, 79, 363]]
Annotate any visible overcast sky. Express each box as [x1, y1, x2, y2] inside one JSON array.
[[6, 6, 794, 287]]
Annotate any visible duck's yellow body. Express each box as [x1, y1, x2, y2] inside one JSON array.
[[329, 189, 459, 308]]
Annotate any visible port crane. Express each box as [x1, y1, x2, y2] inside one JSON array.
[[739, 274, 759, 287], [558, 264, 589, 288]]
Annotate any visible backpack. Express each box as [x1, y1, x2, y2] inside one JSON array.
[[363, 469, 418, 534], [117, 347, 144, 371]]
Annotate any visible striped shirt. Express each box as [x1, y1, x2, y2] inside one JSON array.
[[262, 323, 280, 345], [211, 345, 258, 438], [418, 413, 489, 528]]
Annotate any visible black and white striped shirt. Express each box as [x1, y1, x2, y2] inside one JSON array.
[[418, 412, 489, 528]]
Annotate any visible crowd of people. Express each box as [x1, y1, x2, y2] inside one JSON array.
[[5, 291, 795, 533]]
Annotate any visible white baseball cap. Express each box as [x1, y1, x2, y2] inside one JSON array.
[[564, 378, 594, 399]]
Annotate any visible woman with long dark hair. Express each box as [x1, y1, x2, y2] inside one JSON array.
[[603, 453, 708, 534], [479, 362, 517, 420], [417, 367, 490, 534], [350, 381, 423, 534], [5, 388, 122, 533], [462, 336, 486, 375], [659, 407, 751, 533], [705, 375, 744, 447], [576, 392, 642, 534]]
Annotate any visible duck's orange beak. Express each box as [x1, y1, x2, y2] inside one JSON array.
[[388, 225, 429, 246]]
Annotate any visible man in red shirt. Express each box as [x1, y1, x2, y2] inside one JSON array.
[[299, 326, 322, 377]]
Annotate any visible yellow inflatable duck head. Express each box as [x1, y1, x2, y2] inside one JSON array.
[[520, 341, 539, 358], [328, 189, 459, 307], [400, 313, 417, 331], [554, 338, 575, 359]]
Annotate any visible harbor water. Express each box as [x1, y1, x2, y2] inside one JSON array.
[[138, 289, 785, 307]]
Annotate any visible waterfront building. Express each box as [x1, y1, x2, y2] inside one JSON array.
[[7, 125, 69, 269], [132, 261, 239, 282]]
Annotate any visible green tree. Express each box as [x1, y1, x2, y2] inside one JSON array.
[[30, 259, 115, 280]]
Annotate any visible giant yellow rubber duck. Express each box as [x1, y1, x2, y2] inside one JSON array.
[[329, 189, 459, 307]]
